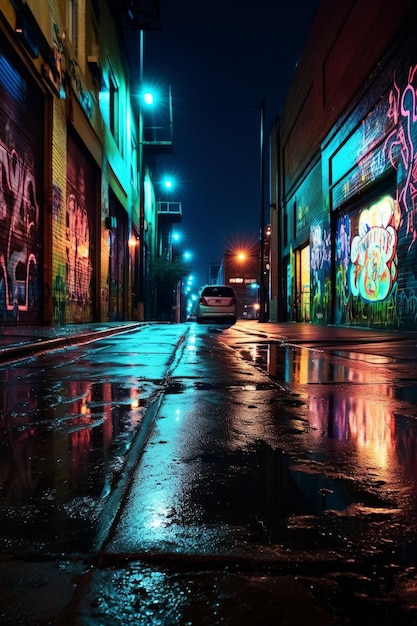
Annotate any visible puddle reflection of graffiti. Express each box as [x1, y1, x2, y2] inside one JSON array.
[[0, 132, 40, 320]]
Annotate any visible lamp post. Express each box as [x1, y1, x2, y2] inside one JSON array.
[[258, 99, 268, 323], [137, 30, 145, 321], [237, 251, 247, 319], [175, 250, 192, 323]]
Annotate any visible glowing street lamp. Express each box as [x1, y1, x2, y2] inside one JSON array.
[[259, 98, 268, 322]]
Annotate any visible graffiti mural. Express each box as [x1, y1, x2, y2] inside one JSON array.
[[0, 46, 43, 324], [334, 215, 351, 325], [66, 187, 91, 302], [349, 196, 399, 302], [0, 131, 40, 321], [334, 197, 401, 326], [310, 223, 331, 323], [384, 65, 417, 251], [66, 167, 93, 319], [66, 133, 96, 323], [380, 63, 417, 325]]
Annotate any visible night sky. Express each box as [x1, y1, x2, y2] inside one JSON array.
[[144, 1, 318, 290]]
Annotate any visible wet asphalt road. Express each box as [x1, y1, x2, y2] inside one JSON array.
[[1, 321, 417, 624]]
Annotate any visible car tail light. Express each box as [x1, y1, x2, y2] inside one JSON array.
[[200, 296, 209, 305]]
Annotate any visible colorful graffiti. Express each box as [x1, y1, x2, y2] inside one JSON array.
[[66, 167, 92, 307], [0, 131, 40, 321], [385, 64, 417, 251], [310, 223, 331, 322], [349, 196, 399, 303], [334, 215, 351, 324], [52, 22, 93, 119], [303, 54, 417, 327]]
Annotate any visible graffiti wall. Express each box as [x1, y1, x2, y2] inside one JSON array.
[[335, 196, 400, 326], [0, 46, 43, 324], [384, 63, 417, 326], [310, 222, 331, 324], [320, 58, 417, 328], [64, 132, 96, 323]]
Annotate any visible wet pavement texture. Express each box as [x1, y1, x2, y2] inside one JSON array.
[[0, 321, 417, 624]]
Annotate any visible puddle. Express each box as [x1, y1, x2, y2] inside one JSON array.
[[240, 342, 395, 384], [0, 377, 161, 550], [187, 440, 397, 548]]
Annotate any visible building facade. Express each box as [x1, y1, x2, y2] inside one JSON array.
[[270, 0, 417, 329], [0, 0, 170, 326]]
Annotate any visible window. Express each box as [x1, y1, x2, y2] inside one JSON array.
[[283, 211, 288, 247], [202, 286, 236, 298], [86, 14, 99, 60], [131, 134, 137, 186], [109, 70, 119, 143], [293, 199, 297, 238], [66, 0, 77, 55]]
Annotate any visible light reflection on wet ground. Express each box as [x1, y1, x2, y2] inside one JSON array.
[[103, 327, 417, 570], [0, 325, 187, 553], [233, 340, 417, 527], [0, 375, 162, 551], [2, 327, 417, 558], [2, 324, 417, 623]]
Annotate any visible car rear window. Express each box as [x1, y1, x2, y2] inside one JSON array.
[[202, 286, 235, 297]]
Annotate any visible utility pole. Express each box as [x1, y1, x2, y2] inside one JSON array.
[[138, 30, 145, 321], [259, 99, 267, 323]]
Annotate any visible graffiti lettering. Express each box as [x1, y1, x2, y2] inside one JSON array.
[[52, 23, 93, 119], [384, 65, 417, 249], [0, 133, 39, 319], [310, 223, 332, 324], [66, 168, 92, 308]]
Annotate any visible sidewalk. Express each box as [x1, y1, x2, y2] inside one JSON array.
[[238, 318, 417, 339], [236, 319, 417, 341], [0, 321, 145, 363], [234, 319, 417, 363]]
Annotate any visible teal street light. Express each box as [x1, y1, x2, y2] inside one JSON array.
[[137, 82, 156, 319], [143, 91, 154, 105]]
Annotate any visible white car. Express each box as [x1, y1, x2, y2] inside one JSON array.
[[196, 285, 237, 324]]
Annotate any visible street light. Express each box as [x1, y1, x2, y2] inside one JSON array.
[[138, 86, 159, 319], [174, 251, 193, 324], [137, 30, 146, 320], [259, 99, 268, 323]]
